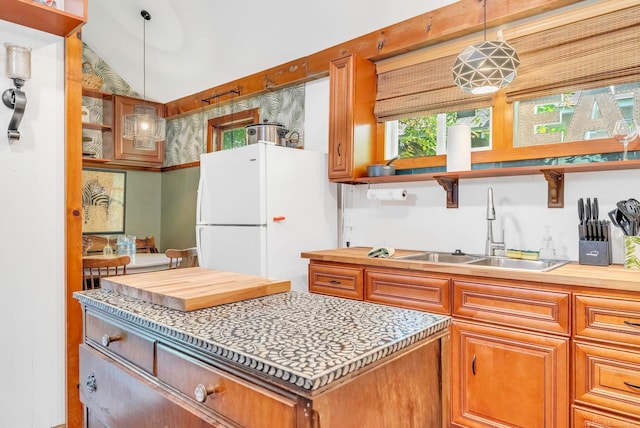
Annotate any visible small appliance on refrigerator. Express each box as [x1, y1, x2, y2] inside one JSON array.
[[196, 142, 337, 291]]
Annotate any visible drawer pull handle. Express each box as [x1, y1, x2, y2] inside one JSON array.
[[329, 280, 341, 284], [101, 334, 121, 347], [86, 373, 97, 394], [472, 354, 477, 376], [194, 383, 219, 403], [624, 381, 640, 390], [624, 320, 640, 328]]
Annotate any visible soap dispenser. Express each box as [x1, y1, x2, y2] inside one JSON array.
[[539, 226, 557, 261]]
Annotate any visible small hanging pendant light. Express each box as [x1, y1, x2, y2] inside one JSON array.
[[122, 10, 166, 150], [452, 0, 520, 95]]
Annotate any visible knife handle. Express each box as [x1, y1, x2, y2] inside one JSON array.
[[578, 198, 584, 223], [585, 198, 591, 221], [593, 197, 599, 220]]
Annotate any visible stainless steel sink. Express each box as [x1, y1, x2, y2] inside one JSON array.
[[397, 251, 569, 272], [398, 252, 484, 264], [467, 257, 570, 271]]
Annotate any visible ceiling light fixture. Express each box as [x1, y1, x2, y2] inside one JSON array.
[[122, 10, 166, 150], [452, 0, 520, 95]]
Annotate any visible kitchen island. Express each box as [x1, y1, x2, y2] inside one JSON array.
[[74, 288, 450, 427]]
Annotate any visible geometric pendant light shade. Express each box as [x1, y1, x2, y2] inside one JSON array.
[[452, 0, 520, 95], [122, 10, 166, 150], [452, 40, 520, 94]]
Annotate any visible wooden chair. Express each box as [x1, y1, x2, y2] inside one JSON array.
[[82, 255, 131, 290], [83, 234, 109, 253], [136, 236, 158, 253], [165, 248, 198, 269]]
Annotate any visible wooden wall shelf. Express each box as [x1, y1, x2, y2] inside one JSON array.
[[0, 0, 87, 37], [355, 160, 640, 208]]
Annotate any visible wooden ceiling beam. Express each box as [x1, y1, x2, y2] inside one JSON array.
[[164, 0, 585, 118]]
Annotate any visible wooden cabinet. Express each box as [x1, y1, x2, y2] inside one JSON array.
[[82, 89, 113, 163], [79, 298, 448, 427], [573, 293, 640, 425], [108, 95, 165, 166], [366, 268, 450, 314], [573, 405, 640, 428], [451, 320, 569, 427], [81, 92, 165, 167], [328, 54, 376, 182], [304, 251, 640, 427], [85, 312, 155, 374], [308, 262, 364, 300], [0, 0, 86, 37], [80, 345, 222, 427], [451, 279, 570, 427], [156, 343, 299, 428], [452, 279, 570, 335]]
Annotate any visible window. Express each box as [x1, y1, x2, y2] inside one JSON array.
[[514, 83, 639, 147], [373, 2, 639, 169], [207, 108, 259, 152], [385, 108, 492, 159]]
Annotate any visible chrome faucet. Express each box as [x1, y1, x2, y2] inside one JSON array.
[[485, 187, 505, 256]]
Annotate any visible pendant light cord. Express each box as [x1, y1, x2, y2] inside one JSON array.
[[482, 0, 487, 42], [141, 10, 151, 105]]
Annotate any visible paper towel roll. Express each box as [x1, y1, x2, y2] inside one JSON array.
[[366, 188, 407, 201], [447, 124, 471, 172]]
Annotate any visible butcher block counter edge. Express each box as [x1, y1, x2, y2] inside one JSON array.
[[301, 247, 640, 292], [74, 289, 451, 394]]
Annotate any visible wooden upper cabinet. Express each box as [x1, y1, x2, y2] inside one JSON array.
[[107, 95, 166, 166], [328, 54, 376, 182], [0, 0, 87, 37]]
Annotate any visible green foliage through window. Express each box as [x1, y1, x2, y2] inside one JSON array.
[[389, 108, 491, 159]]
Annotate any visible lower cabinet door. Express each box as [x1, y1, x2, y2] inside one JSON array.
[[451, 321, 569, 428], [79, 345, 222, 428]]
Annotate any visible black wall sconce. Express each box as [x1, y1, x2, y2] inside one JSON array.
[[2, 43, 31, 141]]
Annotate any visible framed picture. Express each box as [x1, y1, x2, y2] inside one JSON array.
[[82, 168, 126, 234]]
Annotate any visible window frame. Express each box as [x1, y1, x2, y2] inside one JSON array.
[[206, 108, 260, 153]]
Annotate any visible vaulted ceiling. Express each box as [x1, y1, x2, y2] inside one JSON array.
[[81, 0, 457, 104]]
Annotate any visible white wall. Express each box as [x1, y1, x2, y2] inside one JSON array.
[[304, 83, 639, 266], [0, 22, 66, 427]]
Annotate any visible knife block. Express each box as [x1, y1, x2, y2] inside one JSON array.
[[578, 240, 611, 266]]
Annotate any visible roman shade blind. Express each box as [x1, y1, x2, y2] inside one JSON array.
[[374, 2, 639, 121], [374, 54, 492, 122], [504, 4, 640, 102]]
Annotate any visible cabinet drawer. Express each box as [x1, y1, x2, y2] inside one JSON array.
[[572, 405, 640, 428], [365, 269, 450, 314], [575, 294, 640, 349], [85, 312, 155, 374], [308, 262, 364, 300], [156, 343, 299, 428], [574, 341, 640, 419], [79, 345, 222, 427], [452, 280, 570, 335]]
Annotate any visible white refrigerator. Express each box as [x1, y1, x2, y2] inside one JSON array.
[[196, 143, 337, 291]]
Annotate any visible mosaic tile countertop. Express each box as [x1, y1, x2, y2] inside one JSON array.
[[74, 290, 450, 392]]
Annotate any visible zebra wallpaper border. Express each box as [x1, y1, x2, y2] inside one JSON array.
[[82, 168, 126, 235]]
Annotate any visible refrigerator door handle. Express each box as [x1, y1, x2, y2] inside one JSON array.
[[196, 171, 205, 224], [195, 225, 204, 265]]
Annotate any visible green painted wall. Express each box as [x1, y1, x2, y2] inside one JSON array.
[[123, 170, 162, 245], [160, 167, 199, 252]]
